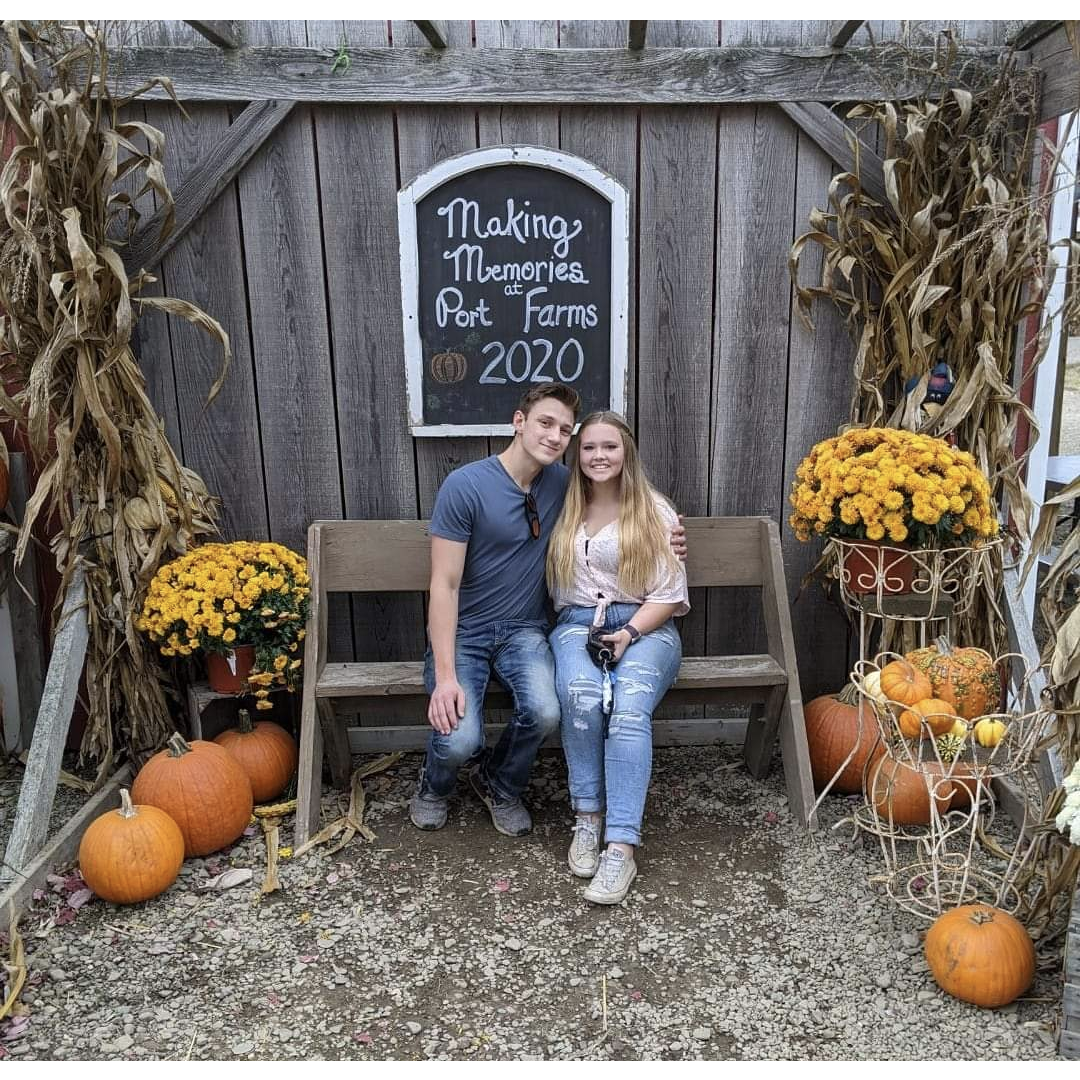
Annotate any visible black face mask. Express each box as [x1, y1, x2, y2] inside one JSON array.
[[586, 625, 614, 667]]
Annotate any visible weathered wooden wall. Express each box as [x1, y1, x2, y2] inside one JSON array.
[[130, 19, 1015, 701]]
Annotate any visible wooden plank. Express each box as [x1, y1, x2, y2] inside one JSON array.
[[638, 21, 717, 727], [559, 20, 639, 429], [782, 107, 858, 699], [314, 516, 767, 592], [829, 21, 865, 49], [134, 19, 270, 548], [186, 21, 242, 48], [5, 454, 45, 751], [0, 766, 131, 920], [776, 102, 888, 207], [413, 21, 448, 49], [101, 45, 1013, 105], [346, 717, 750, 753], [1031, 23, 1080, 122], [234, 21, 351, 661], [316, 654, 787, 697], [124, 99, 297, 275], [392, 19, 487, 519], [629, 22, 648, 50], [295, 523, 328, 849], [1061, 1028, 1080, 1060], [1, 567, 88, 886], [307, 20, 425, 669], [708, 53, 797, 664]]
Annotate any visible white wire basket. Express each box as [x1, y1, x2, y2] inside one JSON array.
[[828, 537, 1001, 621]]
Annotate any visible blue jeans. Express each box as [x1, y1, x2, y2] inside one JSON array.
[[421, 620, 561, 801], [550, 602, 682, 846]]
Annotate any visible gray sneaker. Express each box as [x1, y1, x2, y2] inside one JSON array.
[[409, 786, 448, 831], [568, 817, 602, 878], [583, 848, 637, 905], [467, 768, 532, 837]]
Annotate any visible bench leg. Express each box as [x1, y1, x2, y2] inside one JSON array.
[[777, 690, 818, 830], [743, 683, 786, 779], [295, 689, 324, 849], [318, 700, 353, 790]]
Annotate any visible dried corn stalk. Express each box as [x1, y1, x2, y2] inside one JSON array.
[[0, 21, 229, 776], [790, 34, 1080, 658]]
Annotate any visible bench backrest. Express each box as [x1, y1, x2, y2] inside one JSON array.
[[309, 517, 770, 593]]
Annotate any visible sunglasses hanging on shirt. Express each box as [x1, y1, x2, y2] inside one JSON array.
[[524, 491, 540, 539]]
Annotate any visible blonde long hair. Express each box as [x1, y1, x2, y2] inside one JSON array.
[[547, 412, 678, 597]]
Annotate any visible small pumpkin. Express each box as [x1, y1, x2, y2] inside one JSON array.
[[78, 789, 185, 904], [973, 717, 1008, 748], [132, 733, 253, 857], [897, 698, 958, 739], [905, 636, 1001, 720], [803, 684, 885, 794], [214, 709, 298, 803], [860, 670, 888, 706], [949, 717, 968, 739], [431, 350, 467, 384], [868, 754, 953, 826], [879, 659, 933, 707], [924, 904, 1035, 1008]]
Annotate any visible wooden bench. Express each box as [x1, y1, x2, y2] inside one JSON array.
[[295, 517, 815, 846]]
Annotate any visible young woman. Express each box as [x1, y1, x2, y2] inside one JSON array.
[[546, 412, 689, 904]]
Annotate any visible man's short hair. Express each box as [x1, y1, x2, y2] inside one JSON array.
[[516, 383, 581, 420]]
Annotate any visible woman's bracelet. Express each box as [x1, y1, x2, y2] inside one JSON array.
[[621, 624, 641, 643]]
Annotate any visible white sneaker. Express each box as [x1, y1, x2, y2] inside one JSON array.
[[568, 817, 602, 878], [583, 848, 637, 905]]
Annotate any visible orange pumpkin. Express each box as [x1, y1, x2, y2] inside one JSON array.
[[132, 733, 253, 857], [804, 685, 884, 794], [897, 698, 958, 739], [905, 637, 1001, 720], [78, 789, 185, 904], [214, 709, 298, 803], [867, 754, 953, 826], [925, 904, 1035, 1008], [946, 762, 988, 810], [879, 659, 933, 707]]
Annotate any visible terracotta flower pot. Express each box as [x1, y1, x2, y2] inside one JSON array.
[[206, 645, 256, 694], [843, 540, 915, 595]]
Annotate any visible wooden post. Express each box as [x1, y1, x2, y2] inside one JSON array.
[[412, 21, 449, 50], [1, 565, 89, 886], [2, 453, 45, 753], [185, 21, 243, 49], [628, 22, 648, 50]]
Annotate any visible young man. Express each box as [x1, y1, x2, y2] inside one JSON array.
[[410, 383, 580, 837], [410, 383, 686, 837]]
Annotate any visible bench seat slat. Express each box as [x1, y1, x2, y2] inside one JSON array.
[[315, 655, 787, 698]]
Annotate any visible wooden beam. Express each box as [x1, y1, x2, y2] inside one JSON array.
[[778, 101, 888, 206], [185, 21, 243, 49], [0, 766, 131, 922], [1010, 20, 1061, 50], [629, 21, 648, 51], [99, 45, 1014, 105], [412, 21, 448, 50], [829, 21, 865, 49], [123, 98, 296, 275], [0, 566, 88, 887], [1029, 22, 1080, 122]]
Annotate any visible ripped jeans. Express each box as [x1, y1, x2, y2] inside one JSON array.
[[550, 602, 681, 846]]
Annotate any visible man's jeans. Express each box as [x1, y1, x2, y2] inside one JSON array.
[[421, 621, 561, 802], [550, 602, 681, 846]]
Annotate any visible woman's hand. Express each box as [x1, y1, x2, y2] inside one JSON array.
[[669, 514, 687, 561], [601, 628, 633, 662]]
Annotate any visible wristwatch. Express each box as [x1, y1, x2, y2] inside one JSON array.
[[621, 624, 641, 644]]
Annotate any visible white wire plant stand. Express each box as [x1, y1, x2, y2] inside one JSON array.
[[809, 537, 1054, 921], [847, 652, 1054, 920]]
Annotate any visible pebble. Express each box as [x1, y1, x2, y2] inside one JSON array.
[[406, 1022, 422, 1035], [608, 967, 624, 979], [505, 938, 523, 952], [875, 973, 893, 989], [47, 968, 70, 983], [692, 1027, 713, 1041], [231, 1041, 255, 1055]]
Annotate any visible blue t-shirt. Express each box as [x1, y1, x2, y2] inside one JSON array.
[[429, 456, 570, 630]]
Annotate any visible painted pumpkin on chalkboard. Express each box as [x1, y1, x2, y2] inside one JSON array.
[[431, 351, 467, 384]]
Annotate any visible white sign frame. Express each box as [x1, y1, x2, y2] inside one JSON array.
[[398, 145, 630, 436]]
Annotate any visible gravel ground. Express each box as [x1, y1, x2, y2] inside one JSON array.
[[0, 742, 1067, 1061], [1, 755, 92, 867]]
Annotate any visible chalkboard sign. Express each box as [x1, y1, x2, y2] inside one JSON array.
[[399, 147, 629, 435]]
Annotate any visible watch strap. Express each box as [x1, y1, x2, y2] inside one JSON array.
[[622, 624, 642, 643]]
